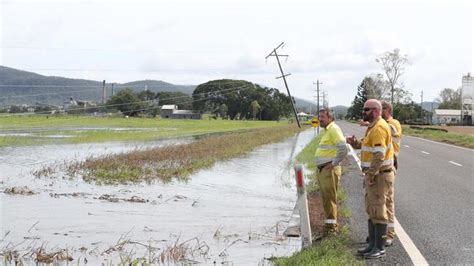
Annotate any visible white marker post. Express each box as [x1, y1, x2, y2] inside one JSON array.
[[294, 164, 312, 248]]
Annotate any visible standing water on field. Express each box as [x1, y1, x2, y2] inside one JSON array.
[[0, 129, 315, 265]]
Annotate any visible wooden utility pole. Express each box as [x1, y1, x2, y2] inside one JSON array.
[[266, 42, 300, 128], [420, 90, 423, 123], [314, 80, 323, 133], [111, 83, 115, 97], [102, 80, 106, 104]]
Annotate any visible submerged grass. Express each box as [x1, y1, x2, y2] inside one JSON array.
[[67, 125, 302, 184], [0, 114, 292, 147], [402, 125, 474, 148]]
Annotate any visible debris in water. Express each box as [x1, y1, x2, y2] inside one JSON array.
[[3, 186, 37, 195]]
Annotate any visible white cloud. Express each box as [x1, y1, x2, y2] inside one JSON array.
[[1, 0, 472, 106]]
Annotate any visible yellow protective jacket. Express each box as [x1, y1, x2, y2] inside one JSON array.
[[354, 117, 394, 180], [315, 121, 348, 166], [386, 117, 402, 157]]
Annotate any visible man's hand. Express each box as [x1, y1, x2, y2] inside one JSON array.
[[359, 119, 370, 127], [346, 135, 356, 145]]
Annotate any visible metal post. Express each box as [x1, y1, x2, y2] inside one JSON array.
[[294, 164, 312, 248]]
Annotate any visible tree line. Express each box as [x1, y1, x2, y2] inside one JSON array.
[[346, 49, 464, 124]]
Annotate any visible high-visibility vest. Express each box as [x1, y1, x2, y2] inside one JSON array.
[[387, 117, 402, 157], [361, 117, 394, 169], [315, 121, 346, 166]]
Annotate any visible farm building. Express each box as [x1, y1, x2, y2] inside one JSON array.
[[160, 105, 201, 119]]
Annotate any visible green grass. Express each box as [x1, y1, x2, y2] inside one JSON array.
[[0, 114, 294, 147], [272, 226, 361, 266], [44, 125, 303, 184], [274, 131, 360, 265], [402, 126, 474, 148]]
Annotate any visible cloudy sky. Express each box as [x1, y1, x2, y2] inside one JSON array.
[[1, 0, 472, 106]]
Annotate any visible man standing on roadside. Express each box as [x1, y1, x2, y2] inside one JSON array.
[[314, 108, 348, 236], [346, 99, 395, 259], [381, 100, 402, 246]]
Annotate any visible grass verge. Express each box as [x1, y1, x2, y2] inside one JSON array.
[[272, 130, 360, 265], [272, 227, 360, 265], [59, 125, 302, 184], [402, 125, 474, 149]]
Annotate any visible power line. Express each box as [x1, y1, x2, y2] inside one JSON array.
[[0, 84, 254, 117]]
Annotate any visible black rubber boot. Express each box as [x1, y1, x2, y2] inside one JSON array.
[[364, 223, 387, 259], [357, 220, 374, 255]]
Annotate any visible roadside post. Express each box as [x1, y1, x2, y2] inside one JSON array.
[[294, 164, 312, 248], [311, 117, 320, 137]]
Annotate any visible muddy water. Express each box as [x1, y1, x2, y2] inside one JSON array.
[[0, 129, 315, 265]]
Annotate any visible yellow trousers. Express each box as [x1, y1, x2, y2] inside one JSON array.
[[365, 171, 394, 224], [317, 166, 342, 227]]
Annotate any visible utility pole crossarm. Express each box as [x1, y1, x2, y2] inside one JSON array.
[[265, 42, 301, 128]]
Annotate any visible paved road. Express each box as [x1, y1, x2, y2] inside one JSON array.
[[337, 120, 474, 265]]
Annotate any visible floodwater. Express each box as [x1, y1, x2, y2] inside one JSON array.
[[0, 129, 316, 265]]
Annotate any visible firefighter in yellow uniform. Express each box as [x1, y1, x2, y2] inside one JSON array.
[[381, 101, 402, 246], [347, 99, 394, 259], [314, 108, 348, 236]]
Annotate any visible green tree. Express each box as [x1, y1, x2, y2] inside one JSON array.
[[436, 88, 461, 109], [156, 91, 193, 110], [106, 88, 143, 116], [251, 100, 261, 120], [346, 79, 369, 120], [192, 79, 291, 120], [137, 90, 159, 117], [219, 103, 228, 119]]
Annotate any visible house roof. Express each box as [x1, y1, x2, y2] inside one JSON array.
[[173, 110, 199, 115], [161, 105, 177, 110], [434, 109, 462, 116]]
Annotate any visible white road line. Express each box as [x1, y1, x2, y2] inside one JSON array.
[[347, 145, 428, 265], [421, 151, 430, 155], [404, 145, 410, 148], [449, 161, 463, 167], [405, 135, 474, 152], [395, 218, 429, 265]]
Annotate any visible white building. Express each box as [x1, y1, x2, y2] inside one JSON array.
[[432, 109, 462, 125]]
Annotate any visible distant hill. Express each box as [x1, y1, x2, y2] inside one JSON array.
[[0, 66, 196, 106]]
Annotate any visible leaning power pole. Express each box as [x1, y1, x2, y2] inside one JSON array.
[[266, 42, 300, 128]]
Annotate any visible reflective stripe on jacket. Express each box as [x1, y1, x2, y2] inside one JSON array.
[[315, 121, 347, 166], [387, 117, 402, 156], [361, 117, 394, 169]]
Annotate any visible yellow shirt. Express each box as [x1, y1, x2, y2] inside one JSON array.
[[361, 117, 394, 174], [315, 121, 347, 166], [386, 117, 402, 157]]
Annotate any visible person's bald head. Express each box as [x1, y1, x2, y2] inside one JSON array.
[[362, 99, 382, 122], [364, 99, 382, 111]]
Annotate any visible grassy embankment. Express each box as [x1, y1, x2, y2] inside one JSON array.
[[272, 134, 361, 265], [0, 114, 292, 147], [58, 124, 304, 184], [402, 125, 474, 149]]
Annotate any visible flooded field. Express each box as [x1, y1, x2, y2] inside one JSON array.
[[0, 129, 315, 265]]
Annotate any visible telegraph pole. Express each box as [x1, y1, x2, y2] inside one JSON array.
[[420, 90, 423, 123], [111, 83, 115, 97], [314, 79, 323, 133], [266, 42, 300, 128], [102, 80, 106, 104]]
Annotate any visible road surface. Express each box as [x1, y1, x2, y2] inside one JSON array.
[[337, 120, 473, 265]]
